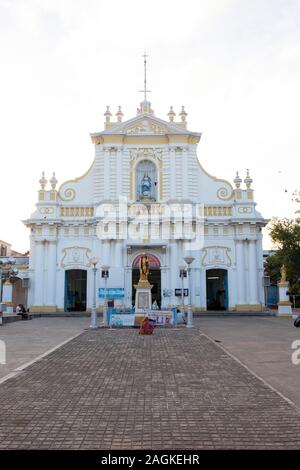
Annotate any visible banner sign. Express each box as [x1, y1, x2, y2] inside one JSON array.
[[110, 314, 135, 327], [98, 288, 124, 299], [109, 312, 175, 327], [175, 289, 189, 297]]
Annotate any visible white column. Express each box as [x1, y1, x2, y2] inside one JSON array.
[[34, 241, 44, 307], [229, 268, 237, 310], [170, 147, 176, 199], [200, 268, 206, 310], [46, 241, 57, 308], [194, 268, 201, 310], [257, 233, 265, 305], [103, 148, 110, 196], [56, 269, 65, 311], [236, 240, 246, 306], [182, 148, 188, 199], [124, 266, 132, 308], [86, 267, 95, 312], [102, 240, 110, 266], [116, 148, 122, 198], [248, 240, 258, 305], [115, 241, 123, 267], [161, 266, 168, 308], [192, 267, 200, 308]]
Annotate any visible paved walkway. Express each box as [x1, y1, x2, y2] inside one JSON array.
[[199, 316, 300, 408], [0, 324, 300, 449], [0, 317, 89, 380]]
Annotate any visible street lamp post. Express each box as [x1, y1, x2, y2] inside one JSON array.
[[101, 266, 110, 327], [90, 257, 99, 329], [0, 259, 4, 303], [179, 265, 187, 317], [184, 256, 195, 328]]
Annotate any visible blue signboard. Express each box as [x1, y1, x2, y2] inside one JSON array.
[[98, 288, 125, 299]]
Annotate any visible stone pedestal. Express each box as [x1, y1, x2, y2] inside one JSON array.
[[277, 281, 292, 316], [134, 280, 153, 313], [2, 280, 14, 314]]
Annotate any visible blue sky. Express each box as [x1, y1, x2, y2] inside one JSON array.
[[0, 0, 299, 251]]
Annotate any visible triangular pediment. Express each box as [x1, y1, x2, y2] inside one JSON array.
[[124, 117, 168, 135]]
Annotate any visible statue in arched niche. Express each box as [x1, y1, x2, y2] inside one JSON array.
[[141, 172, 151, 198]]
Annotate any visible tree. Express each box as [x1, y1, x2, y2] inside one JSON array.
[[265, 217, 300, 287]]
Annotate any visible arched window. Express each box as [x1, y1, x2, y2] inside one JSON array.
[[136, 160, 157, 201]]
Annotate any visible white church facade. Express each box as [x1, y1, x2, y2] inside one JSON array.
[[24, 97, 267, 313]]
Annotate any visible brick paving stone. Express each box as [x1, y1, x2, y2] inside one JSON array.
[[0, 326, 300, 449]]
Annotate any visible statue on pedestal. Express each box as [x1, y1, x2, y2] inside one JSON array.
[[139, 253, 150, 283], [134, 253, 153, 312], [280, 264, 287, 282]]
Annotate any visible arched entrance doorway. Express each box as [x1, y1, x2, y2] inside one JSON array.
[[64, 269, 87, 311], [206, 269, 228, 311], [132, 254, 161, 308]]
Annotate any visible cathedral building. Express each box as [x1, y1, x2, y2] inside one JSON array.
[[24, 96, 267, 313]]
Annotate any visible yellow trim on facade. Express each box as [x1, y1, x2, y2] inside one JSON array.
[[235, 304, 262, 312], [60, 207, 94, 217], [130, 172, 133, 199], [102, 135, 124, 144], [125, 136, 167, 145], [30, 306, 57, 313], [278, 301, 292, 306]]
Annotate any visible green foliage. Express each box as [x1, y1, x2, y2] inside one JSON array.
[[265, 217, 300, 285], [264, 252, 284, 284]]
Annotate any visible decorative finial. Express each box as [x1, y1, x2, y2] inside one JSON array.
[[116, 106, 124, 122], [244, 169, 253, 189], [167, 106, 176, 122], [234, 171, 242, 189], [39, 171, 47, 190], [139, 52, 151, 102], [104, 106, 112, 123], [50, 172, 58, 190], [179, 106, 187, 122]]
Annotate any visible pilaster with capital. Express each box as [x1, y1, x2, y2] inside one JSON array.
[[169, 147, 176, 199], [235, 240, 246, 305], [45, 240, 57, 308], [33, 241, 45, 307], [248, 240, 259, 305]]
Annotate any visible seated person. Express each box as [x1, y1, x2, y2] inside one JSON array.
[[176, 307, 186, 324], [16, 304, 28, 320], [139, 317, 154, 335]]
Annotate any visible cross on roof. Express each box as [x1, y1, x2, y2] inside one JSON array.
[[139, 52, 151, 101]]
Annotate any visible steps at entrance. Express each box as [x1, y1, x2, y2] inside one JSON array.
[[194, 311, 276, 317]]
